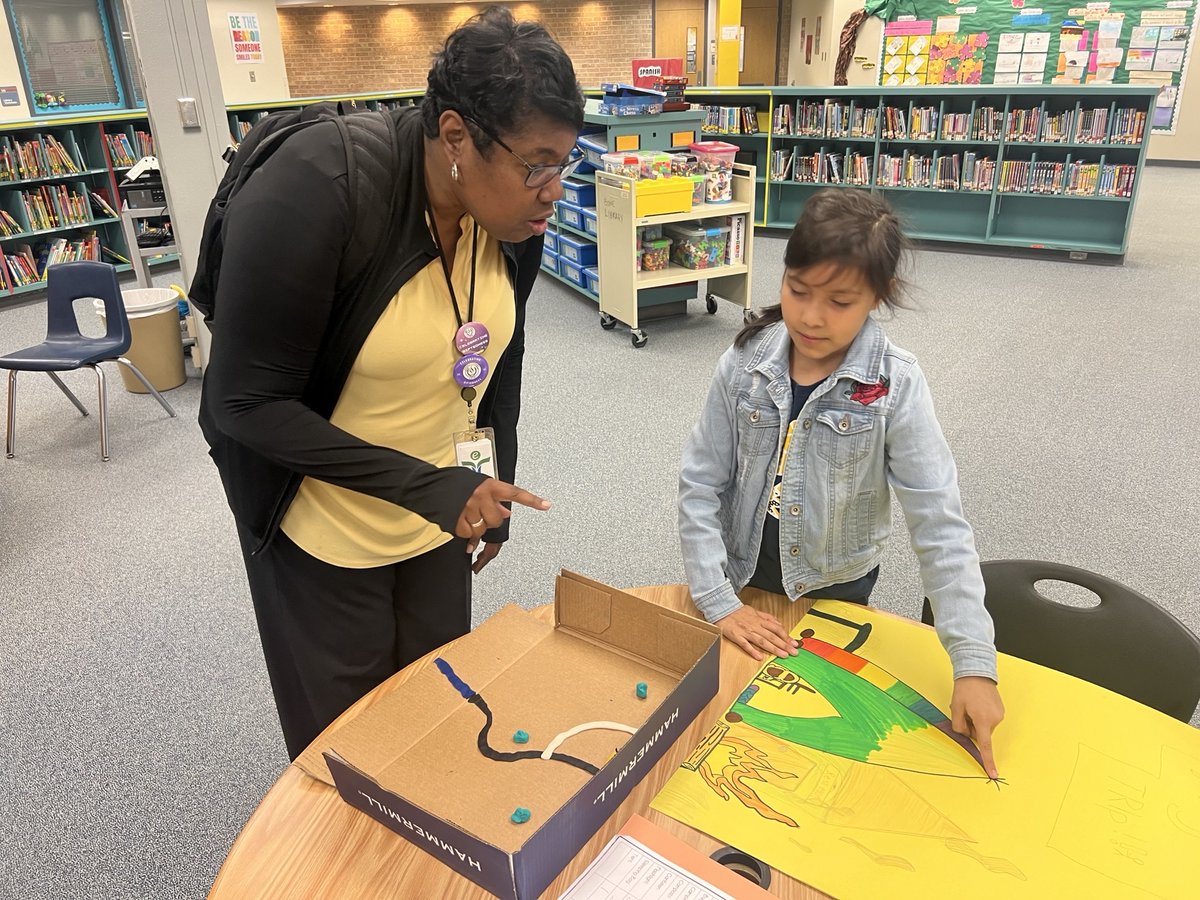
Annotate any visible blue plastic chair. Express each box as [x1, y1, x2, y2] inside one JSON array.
[[922, 560, 1200, 722], [0, 261, 176, 461]]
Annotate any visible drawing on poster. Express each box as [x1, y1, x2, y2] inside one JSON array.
[[652, 600, 1200, 900]]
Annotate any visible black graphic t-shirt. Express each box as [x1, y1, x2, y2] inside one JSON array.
[[747, 378, 878, 602]]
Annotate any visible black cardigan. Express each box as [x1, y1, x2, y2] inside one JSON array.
[[198, 107, 543, 554]]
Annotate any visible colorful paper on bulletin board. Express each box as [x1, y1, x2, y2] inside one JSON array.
[[651, 601, 1200, 900], [874, 0, 1198, 133], [929, 31, 989, 83]]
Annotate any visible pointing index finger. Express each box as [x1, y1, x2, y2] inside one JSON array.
[[500, 485, 552, 510]]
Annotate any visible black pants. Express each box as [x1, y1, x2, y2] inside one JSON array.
[[238, 525, 472, 760]]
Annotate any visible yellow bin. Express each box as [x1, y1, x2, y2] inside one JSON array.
[[635, 176, 695, 217], [94, 288, 186, 393]]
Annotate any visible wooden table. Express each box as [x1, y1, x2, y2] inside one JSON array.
[[209, 585, 828, 899]]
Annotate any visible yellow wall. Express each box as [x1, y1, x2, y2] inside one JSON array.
[[206, 0, 290, 103]]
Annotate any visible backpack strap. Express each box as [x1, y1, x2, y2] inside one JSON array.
[[337, 111, 398, 292]]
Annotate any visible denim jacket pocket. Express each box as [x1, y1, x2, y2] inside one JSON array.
[[735, 398, 780, 461], [811, 409, 875, 469]]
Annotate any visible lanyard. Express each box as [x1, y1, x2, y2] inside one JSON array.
[[428, 206, 487, 429], [428, 209, 479, 329]]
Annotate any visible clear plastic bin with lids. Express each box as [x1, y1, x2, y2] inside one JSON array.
[[663, 221, 731, 269], [688, 140, 739, 203], [602, 152, 641, 178]]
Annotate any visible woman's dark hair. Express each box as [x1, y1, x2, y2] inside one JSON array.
[[736, 189, 910, 347], [423, 7, 584, 152]]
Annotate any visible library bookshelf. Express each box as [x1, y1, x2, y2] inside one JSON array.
[[0, 91, 423, 306], [686, 85, 1157, 261]]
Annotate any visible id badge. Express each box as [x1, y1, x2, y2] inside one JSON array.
[[453, 427, 497, 478]]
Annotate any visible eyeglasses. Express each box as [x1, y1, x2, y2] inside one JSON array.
[[463, 114, 583, 189]]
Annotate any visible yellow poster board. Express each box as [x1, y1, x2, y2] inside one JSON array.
[[652, 601, 1199, 899]]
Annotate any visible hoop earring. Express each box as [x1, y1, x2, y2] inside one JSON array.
[[451, 161, 460, 182]]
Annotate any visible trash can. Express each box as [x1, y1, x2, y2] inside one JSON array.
[[94, 288, 186, 393]]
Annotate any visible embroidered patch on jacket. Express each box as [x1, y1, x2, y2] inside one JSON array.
[[847, 376, 890, 406]]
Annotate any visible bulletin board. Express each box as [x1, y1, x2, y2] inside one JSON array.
[[875, 0, 1197, 133]]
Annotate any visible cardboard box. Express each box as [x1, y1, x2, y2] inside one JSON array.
[[631, 57, 684, 89], [323, 571, 721, 900]]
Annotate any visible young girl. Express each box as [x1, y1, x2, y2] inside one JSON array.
[[678, 189, 1004, 777]]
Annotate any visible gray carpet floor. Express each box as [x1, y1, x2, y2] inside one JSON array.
[[1, 165, 1198, 898]]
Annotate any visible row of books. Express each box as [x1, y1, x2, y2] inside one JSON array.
[[2, 232, 102, 287], [771, 149, 997, 192], [700, 104, 759, 135], [875, 152, 998, 192], [998, 158, 1137, 196], [0, 135, 84, 182], [106, 132, 142, 167], [773, 101, 879, 139], [770, 148, 873, 185], [21, 185, 92, 232], [790, 103, 1146, 145], [1110, 109, 1146, 145]]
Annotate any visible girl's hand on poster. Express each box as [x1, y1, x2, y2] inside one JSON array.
[[717, 605, 800, 661], [951, 676, 1005, 780]]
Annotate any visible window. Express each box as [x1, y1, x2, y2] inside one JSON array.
[[5, 0, 145, 114]]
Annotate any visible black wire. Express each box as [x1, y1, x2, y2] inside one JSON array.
[[469, 695, 599, 775]]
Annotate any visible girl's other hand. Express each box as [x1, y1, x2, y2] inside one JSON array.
[[716, 605, 800, 661], [950, 676, 1005, 780]]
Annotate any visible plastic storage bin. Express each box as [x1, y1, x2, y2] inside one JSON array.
[[688, 174, 706, 206], [543, 231, 558, 255], [578, 133, 607, 171], [638, 224, 664, 242], [93, 288, 185, 393], [689, 140, 739, 204], [641, 237, 672, 271], [561, 178, 596, 207], [664, 222, 731, 269], [634, 176, 693, 216], [556, 200, 583, 230], [558, 256, 587, 287], [541, 247, 558, 272], [583, 266, 600, 297], [581, 207, 598, 236], [602, 152, 642, 178], [636, 151, 672, 179], [557, 233, 598, 267]]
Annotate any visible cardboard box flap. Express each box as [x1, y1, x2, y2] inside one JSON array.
[[328, 605, 548, 781], [555, 570, 719, 675]]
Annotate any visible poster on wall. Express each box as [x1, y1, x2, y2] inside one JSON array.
[[228, 13, 264, 64], [875, 0, 1198, 134]]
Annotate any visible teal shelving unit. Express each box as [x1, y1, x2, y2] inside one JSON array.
[[687, 84, 1157, 261]]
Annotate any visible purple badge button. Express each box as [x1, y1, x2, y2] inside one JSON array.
[[453, 354, 489, 388], [455, 321, 490, 355]]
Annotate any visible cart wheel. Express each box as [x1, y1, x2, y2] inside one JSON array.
[[631, 329, 648, 349], [706, 294, 719, 315], [600, 313, 617, 330]]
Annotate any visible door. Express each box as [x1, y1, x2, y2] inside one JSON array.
[[740, 0, 782, 86], [654, 0, 705, 84]]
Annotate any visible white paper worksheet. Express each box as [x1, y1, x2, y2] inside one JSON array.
[[557, 834, 735, 900]]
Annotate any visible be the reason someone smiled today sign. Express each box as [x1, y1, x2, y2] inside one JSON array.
[[228, 13, 264, 65]]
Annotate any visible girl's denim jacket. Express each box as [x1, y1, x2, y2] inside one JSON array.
[[678, 318, 997, 681]]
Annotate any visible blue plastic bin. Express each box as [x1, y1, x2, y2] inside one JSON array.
[[558, 256, 587, 287], [581, 207, 598, 236], [557, 233, 598, 267], [561, 178, 596, 207]]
